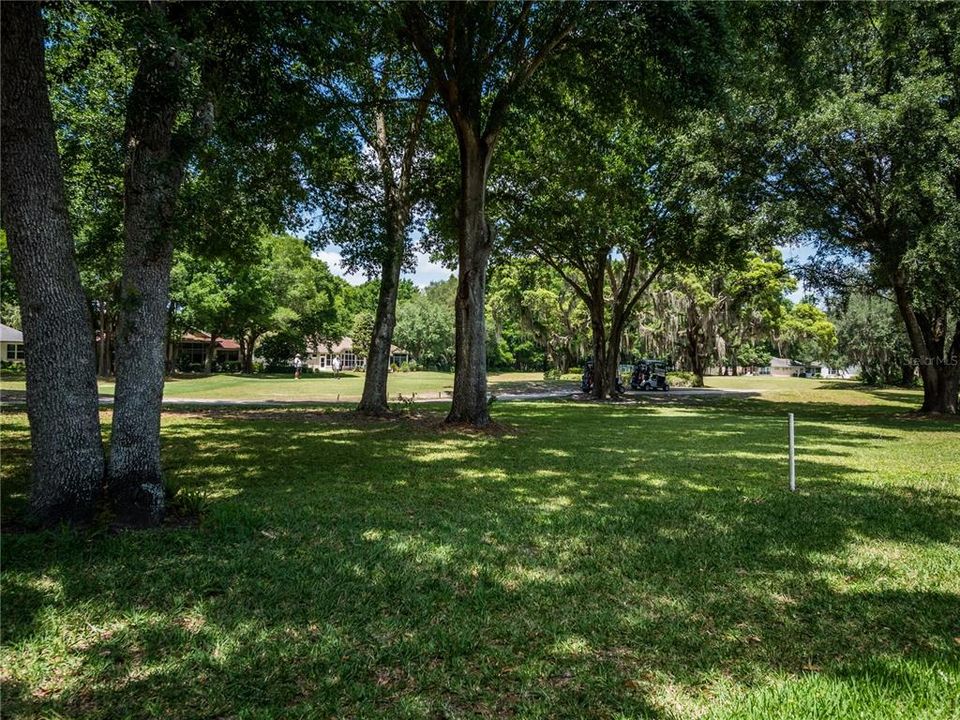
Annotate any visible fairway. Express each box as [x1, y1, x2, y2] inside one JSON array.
[[0, 371, 560, 403], [2, 379, 958, 719]]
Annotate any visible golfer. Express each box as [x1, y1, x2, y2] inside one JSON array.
[[293, 353, 303, 380], [331, 355, 342, 378]]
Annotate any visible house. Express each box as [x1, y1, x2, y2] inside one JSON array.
[[756, 357, 847, 378], [175, 331, 240, 369], [759, 357, 806, 377], [1, 324, 25, 363], [306, 336, 410, 372], [819, 363, 860, 379]]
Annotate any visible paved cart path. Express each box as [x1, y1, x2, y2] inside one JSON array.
[[1, 386, 761, 408]]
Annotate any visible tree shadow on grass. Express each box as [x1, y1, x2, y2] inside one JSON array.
[[1, 402, 958, 718]]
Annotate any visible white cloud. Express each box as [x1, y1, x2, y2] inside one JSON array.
[[313, 249, 367, 285], [403, 253, 454, 288], [316, 246, 454, 289]]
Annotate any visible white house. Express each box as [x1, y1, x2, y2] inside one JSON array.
[[754, 357, 798, 376], [819, 363, 860, 379], [755, 357, 857, 378], [1, 324, 25, 363], [306, 336, 411, 372]]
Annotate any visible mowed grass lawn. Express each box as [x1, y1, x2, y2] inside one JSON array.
[[0, 370, 558, 402], [1, 379, 958, 719]]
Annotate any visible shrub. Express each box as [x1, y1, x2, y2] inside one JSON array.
[[390, 363, 399, 373], [568, 366, 582, 376], [666, 371, 700, 388], [265, 361, 295, 373], [399, 361, 410, 372], [408, 360, 418, 372], [165, 479, 209, 518], [543, 368, 563, 380], [253, 361, 265, 373]]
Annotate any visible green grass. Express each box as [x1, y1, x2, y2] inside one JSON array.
[[1, 379, 958, 718], [0, 370, 558, 402]]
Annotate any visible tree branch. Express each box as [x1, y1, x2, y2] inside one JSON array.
[[625, 260, 666, 318], [481, 10, 578, 146], [399, 78, 436, 200]]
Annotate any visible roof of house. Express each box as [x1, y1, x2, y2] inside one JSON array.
[[309, 336, 407, 355], [181, 331, 240, 350], [769, 357, 803, 367], [0, 324, 23, 343]]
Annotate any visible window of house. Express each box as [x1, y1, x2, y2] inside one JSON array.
[[6, 343, 25, 361]]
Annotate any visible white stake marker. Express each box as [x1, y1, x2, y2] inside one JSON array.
[[789, 412, 796, 492]]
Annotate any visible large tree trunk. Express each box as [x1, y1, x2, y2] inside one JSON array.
[[359, 235, 403, 415], [241, 333, 259, 374], [446, 137, 493, 426], [893, 277, 959, 415], [587, 294, 625, 400], [685, 324, 707, 387], [587, 304, 628, 400], [108, 38, 186, 526], [204, 335, 217, 373], [0, 2, 105, 525]]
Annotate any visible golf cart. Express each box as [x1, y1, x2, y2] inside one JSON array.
[[580, 359, 624, 394], [630, 359, 670, 391]]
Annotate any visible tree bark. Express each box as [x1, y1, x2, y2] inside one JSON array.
[[108, 36, 187, 526], [892, 275, 959, 414], [588, 303, 610, 399], [685, 318, 707, 387], [359, 239, 403, 415], [241, 333, 259, 374], [0, 2, 105, 525], [204, 334, 217, 373], [446, 136, 494, 425], [400, 6, 576, 425]]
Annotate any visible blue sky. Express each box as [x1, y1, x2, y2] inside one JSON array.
[[781, 242, 816, 302], [317, 245, 454, 288]]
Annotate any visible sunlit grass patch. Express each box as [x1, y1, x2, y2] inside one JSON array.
[[1, 380, 958, 718]]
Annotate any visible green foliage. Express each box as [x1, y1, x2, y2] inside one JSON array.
[[169, 234, 350, 370], [345, 280, 416, 319], [349, 310, 376, 361], [487, 258, 587, 372], [0, 361, 26, 376], [666, 371, 699, 388], [834, 294, 914, 386], [486, 339, 515, 372], [393, 278, 456, 371], [769, 3, 959, 410], [257, 333, 303, 371], [0, 231, 20, 330], [779, 302, 837, 364], [164, 478, 210, 518], [737, 344, 772, 370]]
